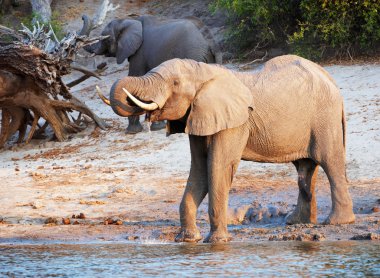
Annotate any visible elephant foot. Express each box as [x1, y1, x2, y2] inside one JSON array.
[[150, 121, 166, 131], [286, 207, 317, 225], [125, 122, 143, 134], [323, 209, 355, 225], [175, 229, 202, 243], [204, 231, 232, 243]]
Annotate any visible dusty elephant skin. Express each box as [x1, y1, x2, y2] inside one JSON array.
[[82, 14, 221, 134], [97, 55, 356, 243]]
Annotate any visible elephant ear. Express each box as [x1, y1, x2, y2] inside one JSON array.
[[116, 20, 143, 64], [185, 75, 253, 136]]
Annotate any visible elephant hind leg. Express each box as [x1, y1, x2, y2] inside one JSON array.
[[321, 157, 355, 224], [286, 159, 319, 225]]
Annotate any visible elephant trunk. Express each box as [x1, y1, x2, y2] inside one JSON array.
[[106, 74, 167, 117], [84, 40, 106, 54], [109, 80, 145, 117], [78, 14, 92, 36], [78, 14, 107, 54]]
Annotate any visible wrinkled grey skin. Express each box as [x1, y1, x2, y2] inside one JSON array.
[[103, 55, 355, 243], [81, 15, 221, 133]]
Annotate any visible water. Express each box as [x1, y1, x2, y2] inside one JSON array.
[[0, 241, 379, 277]]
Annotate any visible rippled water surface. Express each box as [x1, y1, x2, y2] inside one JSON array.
[[1, 241, 379, 277]]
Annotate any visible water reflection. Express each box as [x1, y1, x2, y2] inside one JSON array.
[[0, 241, 379, 277]]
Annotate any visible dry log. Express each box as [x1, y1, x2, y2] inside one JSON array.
[[0, 24, 107, 148], [67, 62, 107, 88]]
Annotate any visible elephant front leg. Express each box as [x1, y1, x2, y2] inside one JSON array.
[[150, 121, 166, 131], [175, 179, 207, 242], [287, 159, 319, 224], [175, 136, 208, 243], [204, 127, 248, 243], [204, 164, 237, 243], [126, 115, 143, 134]]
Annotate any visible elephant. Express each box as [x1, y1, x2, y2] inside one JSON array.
[[96, 55, 355, 243], [80, 14, 221, 134]]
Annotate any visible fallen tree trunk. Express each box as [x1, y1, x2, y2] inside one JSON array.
[[0, 24, 107, 148]]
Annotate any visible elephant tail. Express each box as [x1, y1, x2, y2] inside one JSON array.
[[184, 16, 223, 64], [342, 103, 349, 183]]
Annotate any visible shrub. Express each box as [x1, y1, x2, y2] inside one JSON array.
[[212, 0, 301, 53], [289, 0, 380, 59], [213, 0, 380, 60]]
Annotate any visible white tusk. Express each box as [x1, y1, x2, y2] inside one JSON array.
[[96, 85, 111, 105], [122, 88, 158, 111]]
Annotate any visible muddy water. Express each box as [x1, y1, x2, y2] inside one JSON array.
[[1, 241, 379, 277]]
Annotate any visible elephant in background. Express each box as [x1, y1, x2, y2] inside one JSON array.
[[80, 14, 221, 134], [96, 55, 355, 243]]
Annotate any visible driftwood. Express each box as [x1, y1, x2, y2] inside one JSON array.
[[0, 23, 107, 148]]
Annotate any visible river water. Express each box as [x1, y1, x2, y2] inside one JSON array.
[[1, 241, 379, 277]]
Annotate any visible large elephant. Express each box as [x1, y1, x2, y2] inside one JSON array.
[[96, 55, 355, 243], [81, 14, 221, 134]]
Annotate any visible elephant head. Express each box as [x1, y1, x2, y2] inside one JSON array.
[[80, 17, 143, 64], [97, 59, 253, 135]]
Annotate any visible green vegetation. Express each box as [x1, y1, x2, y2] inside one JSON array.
[[21, 11, 64, 40], [212, 0, 380, 60], [0, 10, 64, 40], [211, 0, 301, 51]]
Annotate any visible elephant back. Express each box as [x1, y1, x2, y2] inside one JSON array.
[[139, 16, 221, 70], [183, 16, 223, 64]]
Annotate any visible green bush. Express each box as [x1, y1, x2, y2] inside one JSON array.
[[213, 0, 380, 60], [290, 0, 380, 59], [212, 0, 301, 53]]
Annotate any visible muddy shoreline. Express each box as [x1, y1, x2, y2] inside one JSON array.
[[1, 147, 379, 243]]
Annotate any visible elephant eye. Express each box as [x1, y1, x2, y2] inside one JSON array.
[[173, 80, 179, 86]]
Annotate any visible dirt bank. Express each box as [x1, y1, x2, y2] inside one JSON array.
[[0, 0, 379, 244]]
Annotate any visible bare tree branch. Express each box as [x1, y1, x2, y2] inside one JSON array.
[[67, 63, 107, 88], [238, 51, 268, 70], [92, 0, 119, 29], [79, 0, 119, 35]]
